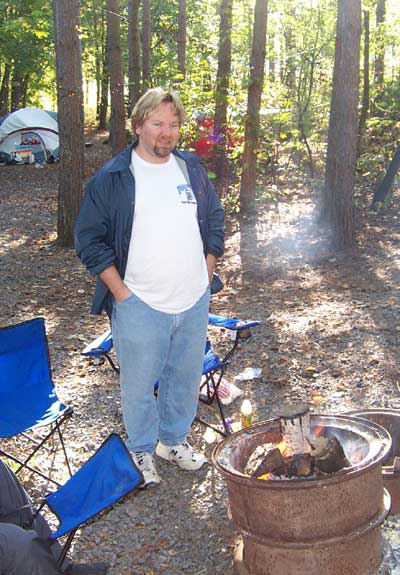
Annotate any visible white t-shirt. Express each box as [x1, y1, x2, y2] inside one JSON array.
[[123, 150, 209, 313]]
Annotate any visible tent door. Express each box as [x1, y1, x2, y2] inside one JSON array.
[[15, 132, 47, 163]]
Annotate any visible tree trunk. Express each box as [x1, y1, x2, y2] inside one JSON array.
[[322, 0, 361, 250], [53, 0, 85, 248], [239, 0, 268, 216], [371, 145, 400, 208], [282, 4, 296, 96], [21, 73, 29, 108], [374, 0, 385, 86], [214, 0, 233, 193], [269, 57, 276, 83], [91, 0, 102, 121], [98, 11, 109, 132], [106, 0, 127, 155], [10, 66, 24, 111], [142, 0, 151, 91], [98, 47, 109, 131], [295, 16, 323, 179], [357, 10, 369, 156], [177, 0, 187, 81], [128, 0, 141, 113], [0, 62, 11, 115]]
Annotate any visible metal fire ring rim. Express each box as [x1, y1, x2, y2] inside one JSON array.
[[238, 488, 391, 550], [212, 413, 392, 489], [347, 408, 400, 416]]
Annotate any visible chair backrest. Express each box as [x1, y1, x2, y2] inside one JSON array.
[[0, 318, 64, 437], [45, 433, 143, 539], [202, 339, 224, 374]]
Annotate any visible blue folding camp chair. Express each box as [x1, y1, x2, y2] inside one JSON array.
[[81, 314, 261, 436], [197, 314, 261, 435], [0, 317, 73, 485], [28, 433, 143, 567]]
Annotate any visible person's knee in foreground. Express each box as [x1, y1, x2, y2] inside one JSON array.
[[75, 87, 225, 487]]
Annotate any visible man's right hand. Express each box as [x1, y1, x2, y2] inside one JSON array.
[[114, 286, 133, 302], [99, 265, 133, 302]]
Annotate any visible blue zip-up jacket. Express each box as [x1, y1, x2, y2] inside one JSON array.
[[74, 143, 225, 316]]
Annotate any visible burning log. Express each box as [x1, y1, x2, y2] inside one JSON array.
[[246, 435, 350, 479], [246, 447, 285, 477], [286, 453, 314, 477], [249, 451, 315, 479], [310, 436, 351, 474], [245, 406, 351, 480], [279, 404, 311, 454]]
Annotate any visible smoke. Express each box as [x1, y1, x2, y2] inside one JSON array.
[[238, 197, 334, 279]]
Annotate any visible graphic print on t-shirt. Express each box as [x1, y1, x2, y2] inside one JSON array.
[[177, 183, 196, 204]]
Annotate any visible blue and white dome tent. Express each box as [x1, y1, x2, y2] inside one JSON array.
[[0, 108, 59, 164]]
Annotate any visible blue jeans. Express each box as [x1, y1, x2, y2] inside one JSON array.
[[111, 288, 210, 453]]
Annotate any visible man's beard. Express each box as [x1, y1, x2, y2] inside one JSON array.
[[154, 139, 176, 157]]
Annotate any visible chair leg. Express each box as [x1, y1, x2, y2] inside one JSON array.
[[105, 353, 119, 374], [56, 528, 78, 567], [0, 449, 62, 486], [220, 331, 241, 365], [18, 412, 72, 472], [2, 410, 73, 485], [214, 392, 231, 435], [55, 419, 73, 477], [195, 415, 227, 437], [197, 368, 231, 436]]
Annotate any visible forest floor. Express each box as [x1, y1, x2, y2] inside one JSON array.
[[2, 136, 400, 574]]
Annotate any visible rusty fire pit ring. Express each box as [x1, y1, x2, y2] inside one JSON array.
[[238, 488, 391, 549], [213, 413, 392, 575]]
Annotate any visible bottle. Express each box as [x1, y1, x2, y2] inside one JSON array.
[[240, 399, 253, 428]]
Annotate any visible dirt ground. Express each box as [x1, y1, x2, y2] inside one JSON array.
[[1, 139, 400, 574]]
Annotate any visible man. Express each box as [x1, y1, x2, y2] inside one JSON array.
[[75, 88, 225, 487]]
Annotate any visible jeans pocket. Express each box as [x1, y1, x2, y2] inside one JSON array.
[[115, 293, 136, 306]]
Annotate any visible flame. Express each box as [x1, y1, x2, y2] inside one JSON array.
[[277, 439, 292, 457], [313, 425, 324, 438], [257, 472, 272, 480]]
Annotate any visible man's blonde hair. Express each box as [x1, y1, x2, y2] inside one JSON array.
[[131, 88, 186, 132]]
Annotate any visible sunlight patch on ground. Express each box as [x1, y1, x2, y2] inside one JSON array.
[[375, 262, 400, 281], [0, 232, 29, 255], [273, 300, 356, 336]]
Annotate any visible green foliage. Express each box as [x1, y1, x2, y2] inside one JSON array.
[[0, 0, 55, 107], [357, 153, 387, 176]]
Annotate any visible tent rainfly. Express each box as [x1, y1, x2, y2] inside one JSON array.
[[0, 108, 59, 164]]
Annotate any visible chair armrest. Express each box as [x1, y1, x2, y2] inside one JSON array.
[[81, 330, 113, 357], [208, 313, 261, 332]]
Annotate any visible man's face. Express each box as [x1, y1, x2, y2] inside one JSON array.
[[135, 102, 181, 163]]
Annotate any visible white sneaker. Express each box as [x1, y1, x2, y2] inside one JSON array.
[[155, 440, 206, 471], [131, 452, 161, 488]]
